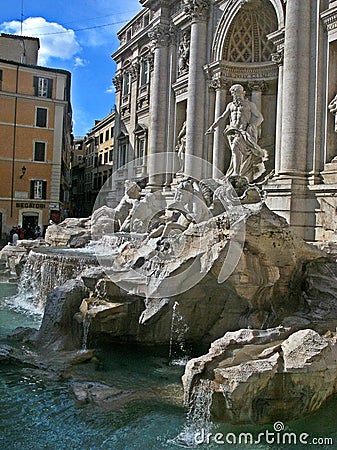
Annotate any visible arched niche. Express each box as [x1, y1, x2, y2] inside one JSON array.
[[212, 0, 284, 61], [211, 0, 283, 175]]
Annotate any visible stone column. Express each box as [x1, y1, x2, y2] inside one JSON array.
[[184, 0, 210, 180], [271, 48, 284, 176], [147, 24, 171, 189], [210, 76, 227, 178], [130, 58, 140, 159], [279, 0, 311, 177], [248, 81, 266, 112]]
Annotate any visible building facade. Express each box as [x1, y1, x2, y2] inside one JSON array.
[[73, 112, 115, 216], [0, 34, 72, 237], [111, 0, 337, 241]]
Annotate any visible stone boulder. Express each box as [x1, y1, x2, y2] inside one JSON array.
[[45, 217, 91, 247], [182, 328, 337, 424], [36, 279, 89, 351]]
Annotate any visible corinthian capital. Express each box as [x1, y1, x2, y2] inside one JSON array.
[[208, 76, 228, 91], [183, 0, 210, 22], [148, 23, 171, 47], [112, 73, 123, 92]]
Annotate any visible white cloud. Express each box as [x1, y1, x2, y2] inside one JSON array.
[[1, 17, 81, 65], [74, 57, 87, 68], [105, 84, 115, 94]]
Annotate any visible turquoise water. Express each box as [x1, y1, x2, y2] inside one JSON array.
[[0, 282, 336, 449]]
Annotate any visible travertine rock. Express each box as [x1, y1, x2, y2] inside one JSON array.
[[182, 328, 337, 424], [36, 279, 89, 350]]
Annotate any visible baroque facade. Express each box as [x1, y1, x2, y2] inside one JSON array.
[[112, 0, 337, 241]]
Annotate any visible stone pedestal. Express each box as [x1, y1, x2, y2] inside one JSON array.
[[322, 161, 337, 184], [264, 179, 318, 241]]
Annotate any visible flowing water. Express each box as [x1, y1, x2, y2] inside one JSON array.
[[18, 248, 98, 309], [1, 282, 337, 449], [169, 301, 189, 366]]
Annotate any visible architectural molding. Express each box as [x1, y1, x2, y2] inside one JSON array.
[[219, 62, 278, 81], [321, 7, 337, 32]]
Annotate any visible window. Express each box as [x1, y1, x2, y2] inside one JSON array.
[[123, 72, 131, 96], [105, 130, 109, 141], [33, 77, 53, 98], [111, 127, 114, 138], [30, 180, 47, 200], [34, 142, 46, 161], [109, 149, 113, 162], [143, 13, 150, 27], [117, 142, 128, 168], [135, 137, 147, 166], [36, 107, 47, 127], [104, 152, 108, 164], [0, 70, 2, 90], [140, 59, 150, 86], [99, 133, 103, 144]]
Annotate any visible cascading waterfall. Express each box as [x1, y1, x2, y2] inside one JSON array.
[[82, 314, 92, 351], [169, 301, 189, 366], [16, 248, 98, 312], [168, 379, 213, 447]]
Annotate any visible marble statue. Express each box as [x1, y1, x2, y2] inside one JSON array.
[[175, 121, 186, 174], [206, 84, 268, 183], [328, 93, 337, 133], [178, 31, 190, 75]]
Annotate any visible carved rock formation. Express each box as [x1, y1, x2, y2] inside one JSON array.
[[35, 203, 337, 348], [182, 328, 337, 424]]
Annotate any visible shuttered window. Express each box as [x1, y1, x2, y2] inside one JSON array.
[[34, 142, 46, 161], [36, 108, 47, 127], [30, 180, 47, 199], [33, 76, 53, 98]]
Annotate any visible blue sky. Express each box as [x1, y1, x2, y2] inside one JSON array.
[[0, 0, 141, 137]]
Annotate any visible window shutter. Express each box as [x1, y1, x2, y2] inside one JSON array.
[[33, 76, 38, 96], [47, 79, 53, 98], [30, 181, 35, 199], [42, 181, 47, 200]]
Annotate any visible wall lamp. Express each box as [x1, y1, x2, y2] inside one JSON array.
[[19, 166, 26, 179]]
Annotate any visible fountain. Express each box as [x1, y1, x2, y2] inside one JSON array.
[[17, 247, 99, 310], [168, 379, 213, 447], [81, 313, 92, 351], [169, 301, 189, 366]]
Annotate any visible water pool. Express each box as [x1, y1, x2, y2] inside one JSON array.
[[0, 282, 336, 450]]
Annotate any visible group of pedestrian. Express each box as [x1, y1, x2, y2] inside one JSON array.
[[9, 224, 41, 244]]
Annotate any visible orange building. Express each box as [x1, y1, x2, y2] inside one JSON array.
[[0, 34, 72, 238]]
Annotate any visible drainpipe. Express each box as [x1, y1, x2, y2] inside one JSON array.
[[10, 65, 19, 218]]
